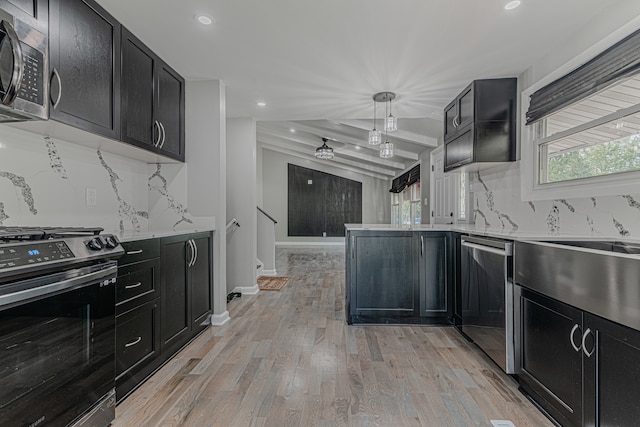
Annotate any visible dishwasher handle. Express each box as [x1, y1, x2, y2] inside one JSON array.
[[461, 240, 511, 257]]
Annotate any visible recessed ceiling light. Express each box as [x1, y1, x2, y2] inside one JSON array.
[[257, 102, 266, 107], [355, 146, 361, 150], [289, 128, 296, 133], [196, 14, 214, 25], [505, 1, 521, 10]]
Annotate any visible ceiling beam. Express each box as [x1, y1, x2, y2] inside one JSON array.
[[257, 127, 406, 170], [336, 119, 438, 147], [278, 122, 420, 161], [259, 143, 390, 180]]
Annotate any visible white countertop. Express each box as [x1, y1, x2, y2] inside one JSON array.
[[344, 223, 640, 244], [107, 227, 215, 243]]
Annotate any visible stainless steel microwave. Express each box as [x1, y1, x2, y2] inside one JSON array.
[[0, 8, 47, 122]]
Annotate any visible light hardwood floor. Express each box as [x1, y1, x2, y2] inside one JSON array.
[[114, 246, 553, 427]]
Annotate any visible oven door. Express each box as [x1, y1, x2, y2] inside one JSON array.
[[461, 236, 515, 373], [0, 262, 116, 427]]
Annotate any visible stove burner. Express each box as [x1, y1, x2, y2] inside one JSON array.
[[0, 226, 104, 241]]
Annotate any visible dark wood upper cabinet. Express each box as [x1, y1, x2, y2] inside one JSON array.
[[156, 63, 185, 160], [443, 78, 517, 172], [121, 28, 185, 162], [48, 0, 121, 139], [0, 0, 48, 33], [121, 29, 155, 149]]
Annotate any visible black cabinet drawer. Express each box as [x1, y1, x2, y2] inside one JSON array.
[[116, 259, 158, 309], [119, 239, 160, 265], [116, 298, 160, 378]]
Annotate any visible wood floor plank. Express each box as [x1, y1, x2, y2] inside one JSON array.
[[115, 246, 554, 427]]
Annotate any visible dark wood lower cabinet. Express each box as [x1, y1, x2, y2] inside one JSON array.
[[346, 230, 450, 325], [583, 313, 640, 427], [116, 232, 213, 401], [416, 232, 448, 318], [518, 287, 640, 427], [116, 298, 161, 400], [160, 232, 213, 355], [518, 288, 582, 427], [160, 235, 190, 354]]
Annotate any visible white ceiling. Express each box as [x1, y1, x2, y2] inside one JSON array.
[[97, 0, 634, 178]]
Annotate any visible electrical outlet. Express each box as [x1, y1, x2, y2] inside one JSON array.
[[86, 188, 97, 206], [308, 180, 313, 185], [322, 231, 326, 237]]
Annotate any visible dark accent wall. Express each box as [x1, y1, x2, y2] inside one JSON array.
[[288, 164, 362, 237]]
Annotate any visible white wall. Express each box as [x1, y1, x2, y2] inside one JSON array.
[[226, 118, 257, 293], [259, 146, 391, 244]]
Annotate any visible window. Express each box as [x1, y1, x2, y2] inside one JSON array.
[[535, 76, 640, 185], [391, 193, 400, 225], [522, 27, 640, 200], [391, 182, 421, 225]]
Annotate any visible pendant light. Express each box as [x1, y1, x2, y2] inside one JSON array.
[[371, 92, 396, 158], [379, 131, 394, 159], [368, 98, 382, 145], [315, 138, 334, 160], [384, 94, 397, 132]]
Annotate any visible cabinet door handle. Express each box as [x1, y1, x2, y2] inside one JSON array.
[[126, 249, 143, 255], [582, 328, 594, 358], [193, 239, 198, 265], [51, 67, 63, 109], [154, 120, 161, 147], [420, 235, 424, 257], [124, 336, 142, 347], [187, 239, 196, 267], [125, 282, 142, 289], [0, 20, 23, 106], [569, 324, 581, 352], [158, 122, 166, 149]]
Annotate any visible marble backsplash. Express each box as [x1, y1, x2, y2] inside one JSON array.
[[470, 162, 640, 238], [0, 126, 194, 232]]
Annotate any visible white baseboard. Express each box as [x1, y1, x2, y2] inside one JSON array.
[[232, 284, 260, 295], [260, 269, 277, 276], [276, 241, 345, 246], [209, 311, 230, 326]]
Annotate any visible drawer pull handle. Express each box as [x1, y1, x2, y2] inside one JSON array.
[[126, 249, 143, 255], [125, 336, 142, 348], [125, 282, 142, 289]]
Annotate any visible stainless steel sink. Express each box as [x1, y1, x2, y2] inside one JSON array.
[[515, 240, 640, 331], [546, 240, 640, 255]]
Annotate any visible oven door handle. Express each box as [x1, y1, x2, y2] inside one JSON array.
[[461, 240, 508, 257], [0, 265, 117, 308]]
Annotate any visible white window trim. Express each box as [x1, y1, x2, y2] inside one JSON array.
[[520, 20, 640, 201]]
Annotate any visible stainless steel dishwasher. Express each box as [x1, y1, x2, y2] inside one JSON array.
[[460, 235, 515, 373]]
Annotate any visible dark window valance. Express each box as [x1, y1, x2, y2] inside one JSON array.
[[526, 28, 640, 125], [389, 164, 420, 193]]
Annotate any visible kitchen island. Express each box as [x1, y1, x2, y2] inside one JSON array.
[[345, 224, 456, 325]]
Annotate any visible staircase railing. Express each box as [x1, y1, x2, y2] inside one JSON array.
[[257, 206, 277, 276]]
